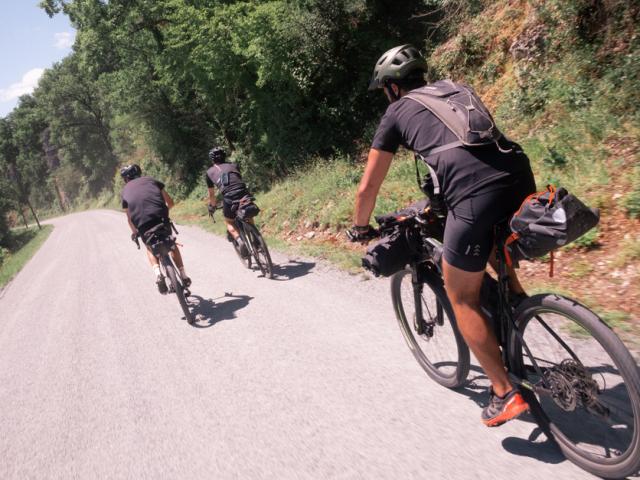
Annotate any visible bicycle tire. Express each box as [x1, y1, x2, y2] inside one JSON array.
[[391, 267, 470, 388], [163, 257, 194, 325], [509, 294, 640, 479], [232, 226, 252, 269], [244, 222, 273, 279]]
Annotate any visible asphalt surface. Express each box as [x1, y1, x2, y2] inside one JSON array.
[[0, 210, 598, 479]]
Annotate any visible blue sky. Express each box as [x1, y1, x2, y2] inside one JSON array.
[[0, 2, 75, 117]]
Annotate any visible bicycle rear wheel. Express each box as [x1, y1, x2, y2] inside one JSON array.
[[232, 229, 252, 269], [163, 258, 194, 325], [391, 266, 470, 388], [244, 223, 273, 279], [509, 294, 640, 479]]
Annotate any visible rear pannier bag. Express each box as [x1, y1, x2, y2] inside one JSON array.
[[505, 185, 600, 266], [235, 195, 260, 220]]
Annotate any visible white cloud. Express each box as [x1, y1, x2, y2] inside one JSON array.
[[0, 68, 46, 103], [54, 31, 75, 49]]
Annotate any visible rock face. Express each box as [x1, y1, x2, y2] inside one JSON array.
[[510, 23, 547, 62]]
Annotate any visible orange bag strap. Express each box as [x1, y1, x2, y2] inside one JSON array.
[[546, 184, 557, 205], [503, 232, 519, 268]]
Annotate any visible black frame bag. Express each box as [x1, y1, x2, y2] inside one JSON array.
[[505, 185, 600, 266]]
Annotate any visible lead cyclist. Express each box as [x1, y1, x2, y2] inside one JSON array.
[[349, 44, 537, 427]]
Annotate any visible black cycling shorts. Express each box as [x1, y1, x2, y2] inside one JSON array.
[[443, 173, 536, 272]]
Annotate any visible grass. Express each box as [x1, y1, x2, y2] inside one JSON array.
[[0, 225, 54, 288], [569, 260, 594, 279], [613, 236, 640, 268]]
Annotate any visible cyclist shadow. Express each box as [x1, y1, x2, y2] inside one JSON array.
[[453, 365, 565, 465], [270, 260, 316, 281], [187, 293, 253, 328]]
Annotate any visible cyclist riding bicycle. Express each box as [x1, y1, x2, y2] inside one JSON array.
[[350, 44, 537, 427], [120, 164, 191, 293], [205, 146, 258, 257]]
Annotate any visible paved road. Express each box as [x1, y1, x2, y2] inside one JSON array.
[[0, 210, 596, 479]]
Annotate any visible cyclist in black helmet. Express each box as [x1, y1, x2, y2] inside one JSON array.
[[350, 44, 536, 427], [205, 147, 256, 257], [120, 164, 191, 293]]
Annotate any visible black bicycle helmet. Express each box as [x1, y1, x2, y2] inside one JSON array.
[[120, 164, 142, 182], [368, 44, 428, 91], [208, 146, 226, 164]]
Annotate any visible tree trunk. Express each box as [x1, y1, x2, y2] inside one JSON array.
[[53, 176, 67, 212], [19, 207, 29, 229], [25, 199, 41, 230], [213, 115, 236, 151]]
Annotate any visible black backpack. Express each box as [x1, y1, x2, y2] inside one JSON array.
[[405, 80, 503, 157]]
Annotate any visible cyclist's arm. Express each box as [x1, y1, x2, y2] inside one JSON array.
[[161, 189, 174, 209], [124, 208, 137, 234], [353, 148, 394, 226]]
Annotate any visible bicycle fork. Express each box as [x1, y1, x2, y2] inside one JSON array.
[[411, 266, 442, 338]]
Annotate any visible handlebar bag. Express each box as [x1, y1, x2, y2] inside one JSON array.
[[362, 227, 412, 277]]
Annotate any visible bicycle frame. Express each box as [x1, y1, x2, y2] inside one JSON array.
[[493, 235, 561, 395], [406, 213, 558, 396], [234, 217, 258, 258]]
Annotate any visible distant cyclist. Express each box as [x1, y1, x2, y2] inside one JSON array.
[[205, 147, 258, 257], [350, 44, 536, 426], [120, 164, 191, 293]]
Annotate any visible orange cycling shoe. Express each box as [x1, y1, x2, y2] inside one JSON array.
[[481, 388, 530, 427]]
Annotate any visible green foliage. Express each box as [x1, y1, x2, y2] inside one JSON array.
[[0, 225, 54, 287], [566, 227, 599, 250], [624, 165, 640, 219]]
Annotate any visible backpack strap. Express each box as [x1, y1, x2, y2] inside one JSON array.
[[421, 141, 465, 157], [414, 154, 442, 194]]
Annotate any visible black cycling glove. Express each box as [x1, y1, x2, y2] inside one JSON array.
[[346, 224, 379, 242]]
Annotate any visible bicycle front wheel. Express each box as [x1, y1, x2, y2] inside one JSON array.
[[391, 267, 469, 388], [163, 258, 194, 325], [244, 222, 273, 279], [509, 294, 640, 479]]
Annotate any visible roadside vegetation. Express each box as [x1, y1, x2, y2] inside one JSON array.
[[0, 225, 54, 288]]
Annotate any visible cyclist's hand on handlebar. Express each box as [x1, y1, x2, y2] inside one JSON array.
[[131, 232, 138, 242], [346, 224, 379, 243]]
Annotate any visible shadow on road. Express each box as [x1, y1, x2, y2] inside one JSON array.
[[501, 429, 565, 465], [451, 365, 566, 466], [187, 292, 253, 328], [270, 260, 315, 281]]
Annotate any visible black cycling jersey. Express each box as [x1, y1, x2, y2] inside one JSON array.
[[121, 176, 168, 230], [205, 163, 247, 197], [371, 88, 536, 272], [372, 95, 532, 208]]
